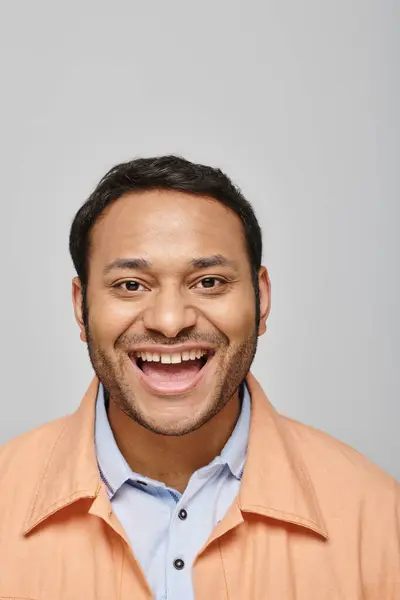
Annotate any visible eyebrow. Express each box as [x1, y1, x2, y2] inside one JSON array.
[[103, 258, 151, 274], [190, 254, 239, 270], [104, 254, 238, 275]]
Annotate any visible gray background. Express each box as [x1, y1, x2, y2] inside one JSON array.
[[0, 1, 398, 479]]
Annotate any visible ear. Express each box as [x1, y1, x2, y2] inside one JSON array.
[[72, 277, 87, 342], [257, 266, 271, 336]]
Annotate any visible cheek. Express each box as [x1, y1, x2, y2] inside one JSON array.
[[202, 292, 256, 340], [88, 297, 140, 344]]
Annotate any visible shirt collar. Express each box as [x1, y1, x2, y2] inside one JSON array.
[[95, 384, 132, 497], [217, 383, 250, 480], [95, 382, 251, 497]]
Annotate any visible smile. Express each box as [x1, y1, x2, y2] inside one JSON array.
[[129, 346, 215, 396]]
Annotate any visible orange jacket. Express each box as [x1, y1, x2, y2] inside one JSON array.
[[0, 374, 399, 599]]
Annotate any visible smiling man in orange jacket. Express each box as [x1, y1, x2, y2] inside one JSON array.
[[0, 155, 399, 599]]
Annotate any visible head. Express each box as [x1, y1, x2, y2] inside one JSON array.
[[70, 155, 270, 436]]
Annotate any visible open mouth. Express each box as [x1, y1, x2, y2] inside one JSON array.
[[129, 348, 215, 394]]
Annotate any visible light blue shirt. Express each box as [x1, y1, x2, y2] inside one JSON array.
[[95, 383, 251, 600]]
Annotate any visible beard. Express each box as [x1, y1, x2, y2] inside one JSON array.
[[85, 323, 258, 437]]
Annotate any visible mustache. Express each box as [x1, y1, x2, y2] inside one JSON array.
[[117, 331, 228, 348]]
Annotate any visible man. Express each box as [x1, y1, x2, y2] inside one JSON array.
[[0, 156, 398, 599]]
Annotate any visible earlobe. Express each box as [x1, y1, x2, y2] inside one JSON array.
[[258, 321, 267, 336]]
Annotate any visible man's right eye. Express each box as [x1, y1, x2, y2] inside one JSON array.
[[117, 281, 145, 292]]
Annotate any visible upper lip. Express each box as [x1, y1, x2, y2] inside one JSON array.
[[128, 342, 216, 355]]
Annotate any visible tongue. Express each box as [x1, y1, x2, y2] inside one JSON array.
[[141, 359, 203, 382]]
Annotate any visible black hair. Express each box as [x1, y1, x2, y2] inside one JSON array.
[[69, 155, 263, 326]]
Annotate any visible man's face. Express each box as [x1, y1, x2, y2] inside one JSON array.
[[73, 190, 270, 436]]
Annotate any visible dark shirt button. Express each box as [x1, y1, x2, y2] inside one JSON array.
[[178, 508, 188, 520], [173, 558, 185, 570]]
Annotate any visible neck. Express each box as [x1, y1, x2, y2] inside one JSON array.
[[107, 391, 242, 493]]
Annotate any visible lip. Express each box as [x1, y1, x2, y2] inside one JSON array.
[[129, 351, 215, 396]]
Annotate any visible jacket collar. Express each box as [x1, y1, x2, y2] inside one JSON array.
[[24, 374, 327, 539], [239, 374, 328, 538], [23, 378, 101, 534]]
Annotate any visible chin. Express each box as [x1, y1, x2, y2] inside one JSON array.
[[119, 383, 219, 436]]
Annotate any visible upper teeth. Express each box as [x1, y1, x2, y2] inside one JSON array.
[[135, 350, 208, 364]]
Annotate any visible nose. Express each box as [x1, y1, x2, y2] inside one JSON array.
[[142, 287, 198, 338]]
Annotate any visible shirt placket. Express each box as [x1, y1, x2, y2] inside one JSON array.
[[164, 464, 223, 600]]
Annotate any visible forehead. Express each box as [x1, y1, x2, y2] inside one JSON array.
[[90, 189, 249, 266]]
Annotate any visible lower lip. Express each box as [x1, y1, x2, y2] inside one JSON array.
[[129, 355, 214, 396]]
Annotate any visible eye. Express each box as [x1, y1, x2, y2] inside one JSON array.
[[116, 280, 147, 292], [194, 277, 225, 290]]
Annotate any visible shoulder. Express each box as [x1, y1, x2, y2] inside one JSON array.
[[0, 416, 70, 480], [0, 416, 72, 534], [282, 414, 400, 535], [283, 414, 397, 490], [283, 413, 398, 493], [282, 415, 400, 588]]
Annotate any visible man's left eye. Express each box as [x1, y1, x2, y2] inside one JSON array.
[[195, 277, 223, 289]]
